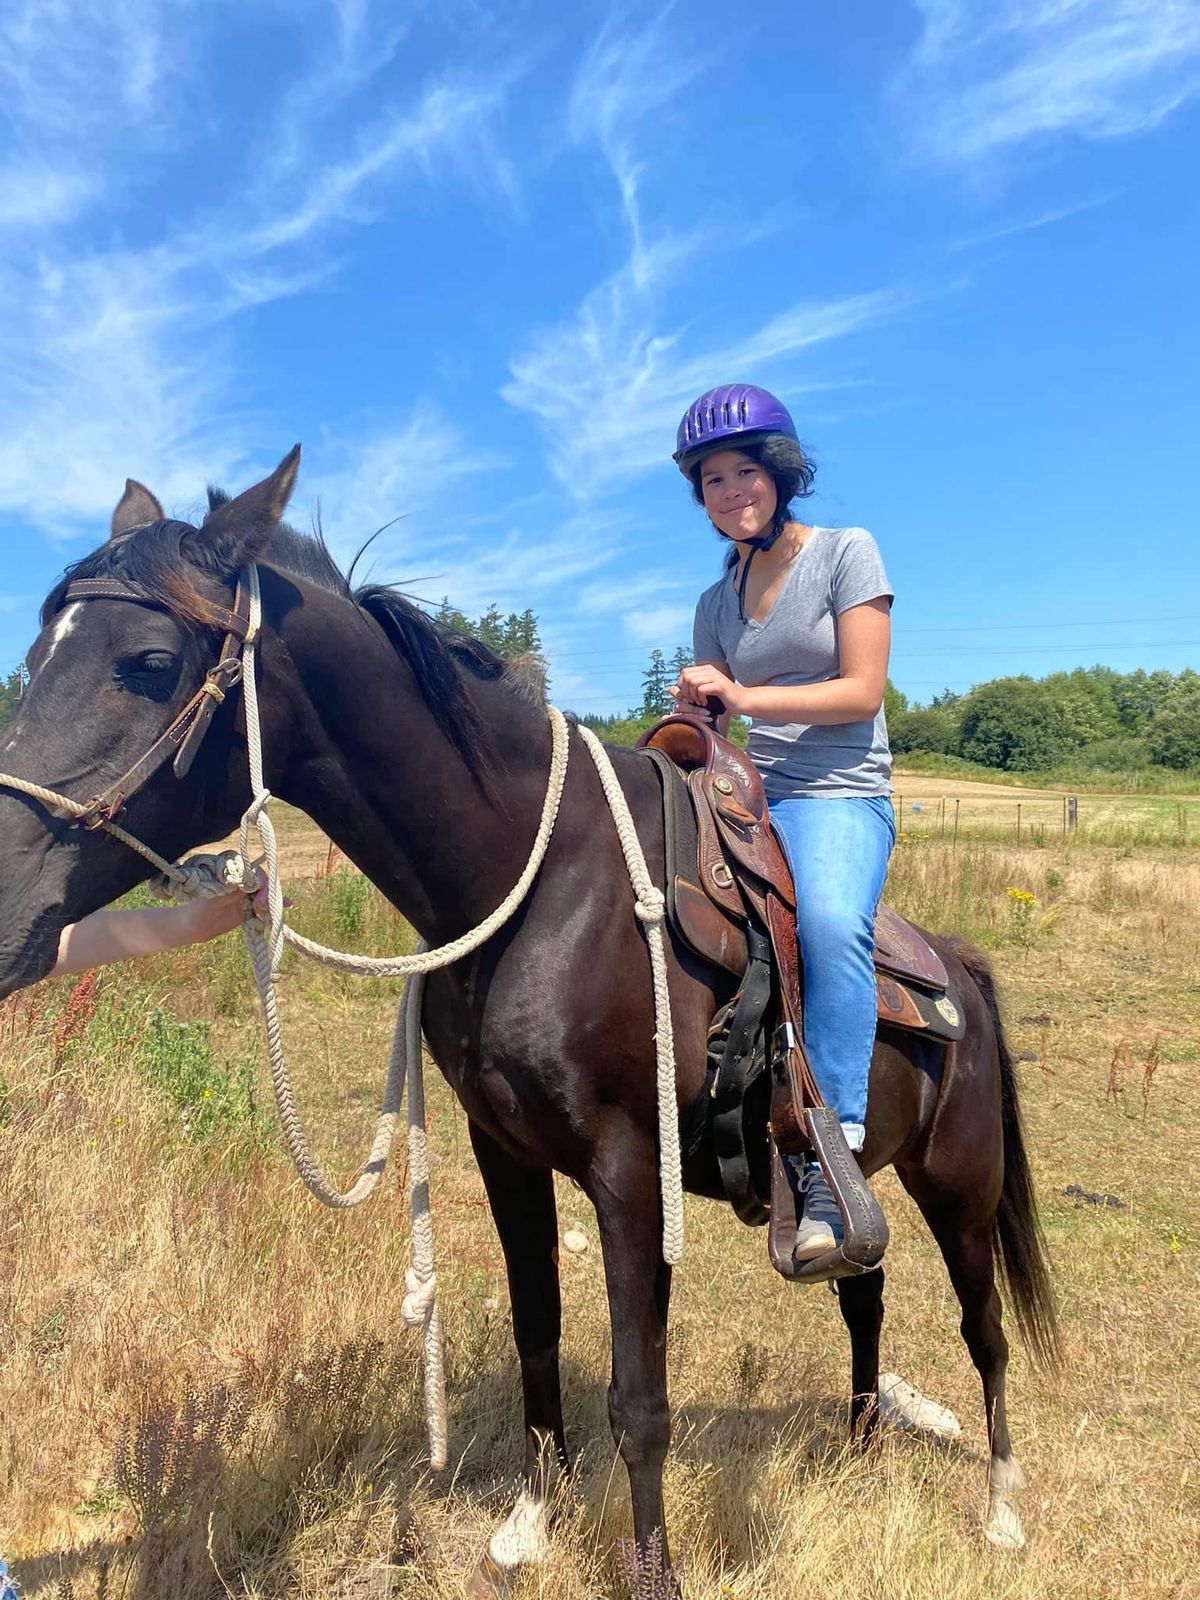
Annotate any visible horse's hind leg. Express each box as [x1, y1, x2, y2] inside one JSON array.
[[469, 1122, 567, 1581], [899, 1173, 1027, 1550], [836, 1268, 885, 1440]]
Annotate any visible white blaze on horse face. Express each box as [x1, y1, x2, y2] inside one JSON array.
[[486, 1488, 550, 1568], [38, 603, 83, 674]]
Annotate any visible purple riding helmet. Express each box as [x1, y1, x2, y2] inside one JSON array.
[[675, 383, 803, 623], [673, 383, 798, 475]]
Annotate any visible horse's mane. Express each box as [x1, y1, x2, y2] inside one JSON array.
[[41, 495, 544, 792]]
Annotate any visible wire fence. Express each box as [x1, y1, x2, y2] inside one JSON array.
[[891, 793, 1197, 848]]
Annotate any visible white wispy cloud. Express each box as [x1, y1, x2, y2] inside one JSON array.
[[0, 246, 243, 539], [0, 164, 94, 228], [402, 511, 622, 619], [0, 3, 521, 539], [622, 602, 695, 647], [504, 271, 907, 500], [505, 11, 911, 500], [568, 9, 700, 269], [0, 0, 188, 234], [0, 0, 171, 141], [949, 193, 1116, 250], [299, 412, 503, 576], [245, 74, 520, 257], [903, 0, 1200, 166], [574, 572, 695, 615]]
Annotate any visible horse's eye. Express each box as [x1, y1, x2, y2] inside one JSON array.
[[134, 651, 177, 675], [114, 650, 181, 700]]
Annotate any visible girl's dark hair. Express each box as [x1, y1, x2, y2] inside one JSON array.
[[687, 434, 815, 568]]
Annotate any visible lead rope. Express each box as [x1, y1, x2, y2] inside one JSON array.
[[576, 727, 684, 1265], [0, 568, 687, 1469]]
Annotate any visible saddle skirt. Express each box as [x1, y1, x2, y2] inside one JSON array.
[[638, 714, 964, 1043]]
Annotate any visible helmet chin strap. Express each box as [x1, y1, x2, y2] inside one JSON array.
[[720, 516, 787, 624]]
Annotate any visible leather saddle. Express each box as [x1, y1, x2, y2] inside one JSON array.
[[636, 707, 963, 1283], [637, 712, 965, 1043]]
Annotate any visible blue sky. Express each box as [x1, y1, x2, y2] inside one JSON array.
[[1, 0, 1198, 715]]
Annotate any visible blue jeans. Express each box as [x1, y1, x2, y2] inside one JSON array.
[[768, 795, 895, 1151]]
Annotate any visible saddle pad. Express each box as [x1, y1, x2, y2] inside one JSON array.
[[876, 974, 965, 1041], [873, 903, 949, 992]]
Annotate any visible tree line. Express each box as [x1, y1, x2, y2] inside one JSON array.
[[433, 598, 542, 660], [885, 666, 1200, 773], [583, 652, 1200, 774]]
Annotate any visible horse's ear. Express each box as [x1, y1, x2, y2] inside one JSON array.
[[189, 445, 301, 574], [111, 479, 165, 538]]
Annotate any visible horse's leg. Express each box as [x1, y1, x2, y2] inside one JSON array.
[[469, 1122, 567, 1580], [590, 1128, 678, 1595], [836, 1268, 885, 1440], [899, 1176, 1026, 1550]]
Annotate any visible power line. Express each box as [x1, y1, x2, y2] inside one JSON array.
[[548, 640, 1200, 690], [541, 620, 1200, 667]]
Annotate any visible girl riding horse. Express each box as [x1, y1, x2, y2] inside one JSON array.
[[670, 383, 894, 1263]]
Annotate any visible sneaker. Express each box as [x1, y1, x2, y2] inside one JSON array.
[[794, 1163, 844, 1261]]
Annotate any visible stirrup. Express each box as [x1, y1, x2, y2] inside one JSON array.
[[768, 1111, 888, 1284]]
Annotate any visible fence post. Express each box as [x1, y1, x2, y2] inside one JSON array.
[[1017, 802, 1022, 846], [953, 797, 960, 847], [1067, 795, 1078, 833]]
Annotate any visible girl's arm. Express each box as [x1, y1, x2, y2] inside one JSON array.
[[673, 599, 891, 725], [51, 876, 266, 978]]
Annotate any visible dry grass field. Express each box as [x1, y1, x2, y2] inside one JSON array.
[[890, 768, 1200, 847], [1, 804, 1198, 1599]]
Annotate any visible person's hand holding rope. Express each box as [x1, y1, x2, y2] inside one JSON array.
[[51, 864, 271, 977]]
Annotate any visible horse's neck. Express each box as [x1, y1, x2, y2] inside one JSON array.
[[265, 578, 550, 943]]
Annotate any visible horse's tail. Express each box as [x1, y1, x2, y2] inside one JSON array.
[[948, 938, 1061, 1370]]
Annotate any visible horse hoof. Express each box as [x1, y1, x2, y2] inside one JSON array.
[[984, 1496, 1027, 1551]]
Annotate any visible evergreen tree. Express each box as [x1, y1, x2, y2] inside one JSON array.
[[0, 667, 21, 735], [638, 649, 673, 718], [930, 688, 962, 710], [475, 604, 506, 654], [500, 608, 542, 656], [435, 596, 472, 639]]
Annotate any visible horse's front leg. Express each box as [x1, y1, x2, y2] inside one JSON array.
[[589, 1122, 678, 1595], [468, 1122, 567, 1587]]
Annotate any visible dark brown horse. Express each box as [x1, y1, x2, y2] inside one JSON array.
[[0, 452, 1057, 1592]]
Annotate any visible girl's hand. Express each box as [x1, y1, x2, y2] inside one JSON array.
[[189, 866, 272, 941], [669, 663, 745, 716]]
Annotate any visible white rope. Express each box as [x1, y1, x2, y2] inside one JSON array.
[[397, 970, 447, 1471], [577, 727, 684, 1264]]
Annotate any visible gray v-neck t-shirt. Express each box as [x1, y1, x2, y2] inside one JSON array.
[[693, 526, 894, 799]]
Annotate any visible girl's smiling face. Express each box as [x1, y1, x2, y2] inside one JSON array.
[[698, 448, 778, 543]]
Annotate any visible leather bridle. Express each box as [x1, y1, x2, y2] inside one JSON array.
[[44, 571, 253, 830]]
